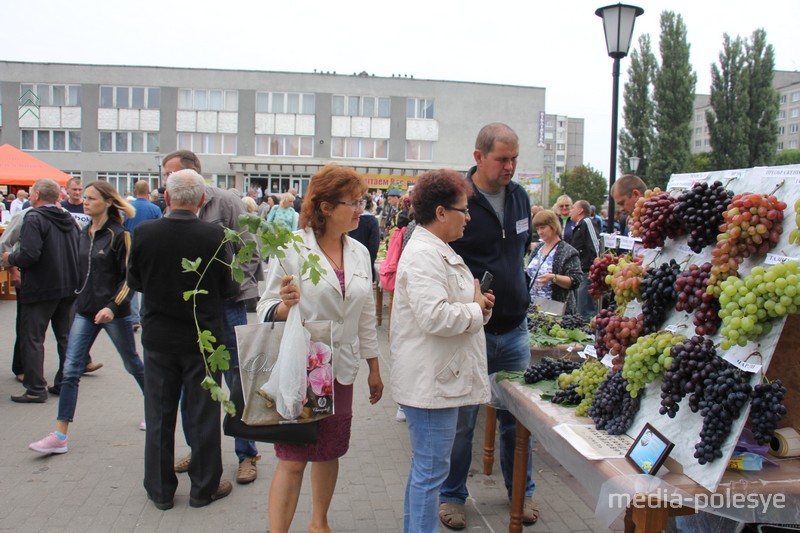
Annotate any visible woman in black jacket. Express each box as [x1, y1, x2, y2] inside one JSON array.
[[29, 181, 145, 455], [526, 210, 582, 315]]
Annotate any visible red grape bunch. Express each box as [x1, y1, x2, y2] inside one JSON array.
[[673, 262, 721, 336], [588, 253, 620, 300], [606, 255, 645, 308], [628, 188, 685, 248], [673, 181, 734, 253]]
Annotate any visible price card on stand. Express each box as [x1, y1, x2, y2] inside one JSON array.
[[618, 236, 635, 250], [765, 253, 800, 266], [600, 353, 615, 368], [581, 345, 597, 359], [603, 233, 618, 249]]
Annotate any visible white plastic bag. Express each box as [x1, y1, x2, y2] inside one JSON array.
[[261, 303, 310, 420]]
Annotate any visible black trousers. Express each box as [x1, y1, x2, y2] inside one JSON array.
[[143, 347, 222, 503], [19, 296, 74, 395]]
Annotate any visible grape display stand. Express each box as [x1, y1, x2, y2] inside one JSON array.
[[497, 165, 800, 532]]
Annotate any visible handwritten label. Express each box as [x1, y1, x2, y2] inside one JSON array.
[[765, 253, 800, 266], [619, 236, 635, 250], [603, 233, 618, 249], [600, 353, 615, 368], [623, 300, 642, 318], [723, 353, 762, 374], [583, 344, 597, 358]]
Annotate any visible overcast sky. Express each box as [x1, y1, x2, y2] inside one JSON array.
[[2, 0, 798, 179]]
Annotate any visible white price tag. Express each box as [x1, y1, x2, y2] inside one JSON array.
[[583, 345, 597, 358], [578, 350, 587, 359], [566, 345, 574, 352], [765, 253, 800, 266], [623, 300, 642, 318], [665, 325, 678, 333], [619, 236, 635, 250], [723, 353, 762, 374], [603, 233, 618, 248], [600, 353, 615, 368], [668, 176, 693, 190]]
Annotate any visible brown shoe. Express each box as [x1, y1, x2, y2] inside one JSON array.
[[83, 362, 104, 374], [189, 480, 232, 508], [174, 452, 191, 473], [235, 455, 260, 484]]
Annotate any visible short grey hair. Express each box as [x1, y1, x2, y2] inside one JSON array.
[[166, 169, 205, 206], [32, 179, 61, 203]]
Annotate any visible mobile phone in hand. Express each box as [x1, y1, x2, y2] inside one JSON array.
[[480, 271, 494, 292]]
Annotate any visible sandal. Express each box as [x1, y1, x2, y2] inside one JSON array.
[[522, 496, 540, 525], [439, 502, 466, 530]]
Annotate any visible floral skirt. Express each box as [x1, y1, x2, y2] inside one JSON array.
[[275, 380, 353, 462]]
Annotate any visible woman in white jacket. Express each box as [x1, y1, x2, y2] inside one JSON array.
[[390, 169, 494, 533]]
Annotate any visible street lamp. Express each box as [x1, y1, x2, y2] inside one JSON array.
[[596, 2, 643, 226], [629, 156, 641, 174]]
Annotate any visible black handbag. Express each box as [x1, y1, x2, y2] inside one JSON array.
[[223, 369, 319, 444]]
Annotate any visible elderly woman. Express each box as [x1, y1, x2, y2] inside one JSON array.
[[257, 165, 383, 533], [554, 194, 575, 242], [526, 210, 582, 315], [390, 169, 494, 533], [266, 192, 299, 230]]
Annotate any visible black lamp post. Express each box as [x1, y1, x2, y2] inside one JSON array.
[[596, 2, 643, 226]]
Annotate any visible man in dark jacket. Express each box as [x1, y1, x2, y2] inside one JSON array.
[[569, 200, 601, 318], [4, 179, 80, 403], [128, 169, 239, 510], [439, 123, 539, 527]]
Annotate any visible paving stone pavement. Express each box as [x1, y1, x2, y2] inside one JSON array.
[[0, 297, 623, 532]]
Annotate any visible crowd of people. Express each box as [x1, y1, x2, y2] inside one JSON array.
[[3, 123, 647, 531]]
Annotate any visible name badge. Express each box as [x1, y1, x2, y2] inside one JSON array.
[[516, 218, 529, 235]]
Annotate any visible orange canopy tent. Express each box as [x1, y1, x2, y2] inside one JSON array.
[[0, 144, 72, 187]]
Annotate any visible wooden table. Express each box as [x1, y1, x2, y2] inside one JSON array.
[[494, 379, 800, 533]]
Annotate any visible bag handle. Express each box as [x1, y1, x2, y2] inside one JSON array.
[[529, 241, 560, 292]]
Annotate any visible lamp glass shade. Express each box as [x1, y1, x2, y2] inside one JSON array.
[[629, 156, 640, 173], [596, 3, 644, 58]]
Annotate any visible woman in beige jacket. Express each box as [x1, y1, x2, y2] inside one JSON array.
[[389, 169, 494, 533]]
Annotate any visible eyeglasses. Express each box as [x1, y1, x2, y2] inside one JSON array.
[[557, 204, 570, 208], [338, 200, 367, 210], [445, 206, 470, 216]]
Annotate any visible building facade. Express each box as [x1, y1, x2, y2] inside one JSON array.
[[0, 61, 582, 198]]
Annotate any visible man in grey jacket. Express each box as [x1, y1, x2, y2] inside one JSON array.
[[161, 150, 263, 484]]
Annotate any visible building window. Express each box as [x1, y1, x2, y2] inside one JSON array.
[[178, 89, 238, 111], [21, 84, 81, 107], [331, 95, 390, 117], [544, 132, 554, 140], [256, 92, 315, 114], [777, 142, 784, 150], [330, 137, 388, 159], [545, 120, 553, 127], [792, 108, 800, 118], [695, 127, 702, 135], [695, 113, 703, 123], [790, 124, 799, 134], [779, 126, 785, 135], [406, 141, 433, 161], [556, 155, 565, 162], [790, 140, 798, 150], [100, 86, 160, 109], [780, 95, 787, 104], [704, 139, 710, 146], [543, 154, 554, 162], [792, 92, 800, 103], [779, 110, 787, 119], [406, 98, 434, 119], [97, 172, 154, 195], [695, 140, 702, 147], [177, 133, 237, 154], [214, 175, 235, 189], [545, 143, 553, 150], [99, 131, 160, 153], [255, 135, 313, 157], [556, 143, 565, 151], [21, 129, 81, 151]]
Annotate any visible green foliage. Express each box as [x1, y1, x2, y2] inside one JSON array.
[[543, 173, 562, 208], [776, 149, 800, 165], [559, 165, 607, 208], [687, 152, 714, 172], [746, 29, 779, 166], [620, 34, 657, 183], [649, 10, 697, 190]]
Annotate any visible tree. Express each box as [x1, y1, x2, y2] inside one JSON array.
[[649, 11, 697, 190], [544, 173, 562, 208], [619, 34, 657, 184], [745, 29, 779, 166], [775, 149, 800, 165], [560, 165, 607, 208], [687, 152, 713, 172], [707, 34, 750, 170]]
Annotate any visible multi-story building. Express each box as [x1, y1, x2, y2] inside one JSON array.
[[541, 114, 585, 178], [0, 61, 582, 198], [691, 70, 800, 156]]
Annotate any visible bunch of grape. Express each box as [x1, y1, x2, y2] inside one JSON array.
[[640, 259, 682, 334], [607, 255, 645, 308], [551, 383, 582, 405], [523, 358, 582, 384], [674, 262, 721, 336], [603, 313, 646, 370], [694, 360, 753, 464], [628, 188, 684, 248], [658, 336, 718, 418], [789, 199, 800, 244], [587, 371, 642, 435], [621, 330, 686, 398], [709, 191, 787, 293], [588, 253, 620, 300], [592, 305, 617, 358], [571, 358, 610, 416], [717, 261, 800, 349], [749, 380, 788, 445], [559, 314, 592, 333], [527, 309, 556, 332], [673, 181, 734, 253]]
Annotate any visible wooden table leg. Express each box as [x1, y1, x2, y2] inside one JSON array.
[[623, 494, 694, 533], [508, 420, 530, 533], [483, 405, 497, 475]]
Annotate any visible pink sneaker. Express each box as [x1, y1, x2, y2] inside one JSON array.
[[30, 433, 68, 454]]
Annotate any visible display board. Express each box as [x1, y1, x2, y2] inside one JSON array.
[[597, 164, 800, 492]]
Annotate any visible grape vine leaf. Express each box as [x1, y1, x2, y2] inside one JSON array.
[[182, 257, 202, 273], [208, 344, 230, 372]]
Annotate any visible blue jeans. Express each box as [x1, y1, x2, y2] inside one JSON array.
[[180, 300, 257, 461], [58, 313, 144, 422], [402, 405, 459, 533], [130, 292, 142, 325], [440, 318, 535, 503], [576, 273, 597, 319]]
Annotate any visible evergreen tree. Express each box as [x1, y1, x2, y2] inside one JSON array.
[[775, 149, 800, 165], [560, 165, 608, 208], [707, 34, 751, 170], [746, 29, 779, 166], [619, 34, 657, 184], [649, 11, 697, 189]]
